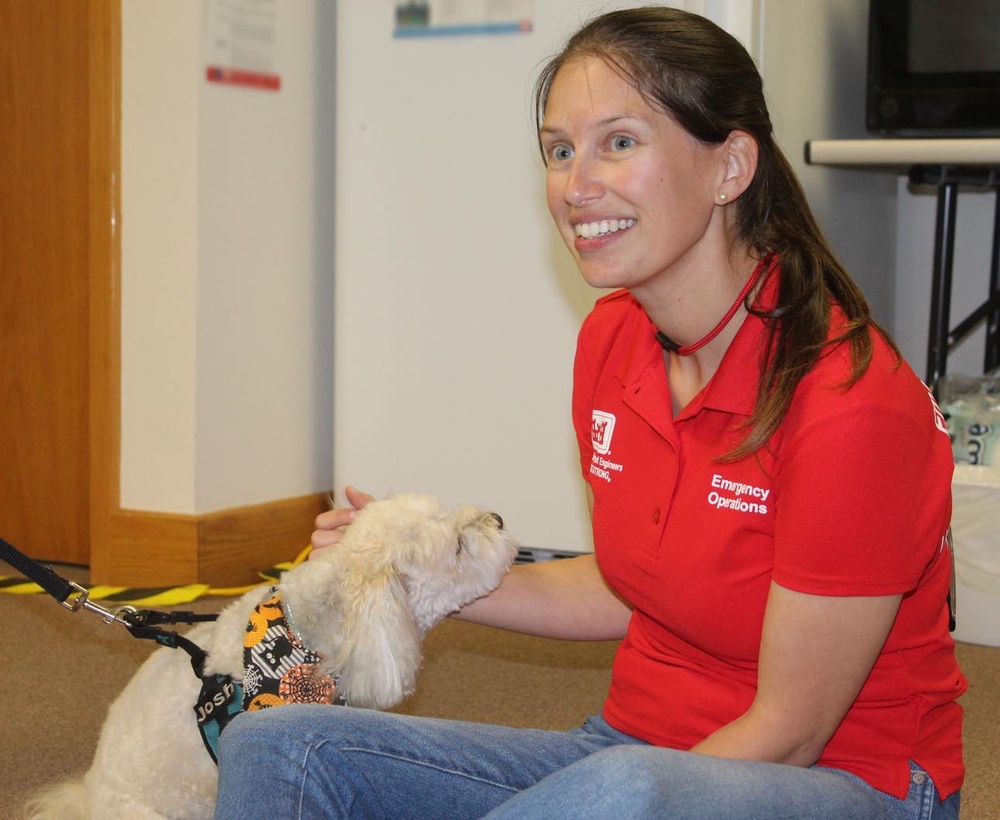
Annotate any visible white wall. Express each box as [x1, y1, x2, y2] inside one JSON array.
[[195, 2, 336, 511], [120, 0, 335, 514], [333, 2, 595, 552], [759, 0, 897, 325], [121, 2, 200, 511], [332, 2, 753, 553]]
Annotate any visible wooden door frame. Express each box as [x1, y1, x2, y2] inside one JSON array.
[[87, 0, 122, 584]]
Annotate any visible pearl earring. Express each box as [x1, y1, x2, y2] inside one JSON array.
[[718, 192, 727, 202]]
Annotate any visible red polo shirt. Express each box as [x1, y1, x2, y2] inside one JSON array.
[[573, 272, 966, 799]]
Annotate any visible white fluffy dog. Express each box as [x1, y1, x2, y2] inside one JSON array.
[[26, 493, 518, 820]]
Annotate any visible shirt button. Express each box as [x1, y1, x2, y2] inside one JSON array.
[[652, 508, 661, 524], [912, 772, 927, 785]]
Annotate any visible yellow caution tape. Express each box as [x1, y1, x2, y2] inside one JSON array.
[[0, 545, 314, 606], [0, 578, 46, 595], [86, 585, 211, 607]]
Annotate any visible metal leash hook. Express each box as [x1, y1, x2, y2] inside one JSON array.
[[0, 535, 138, 628], [0, 535, 219, 677], [59, 579, 138, 627]]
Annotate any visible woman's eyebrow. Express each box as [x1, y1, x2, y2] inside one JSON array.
[[540, 113, 647, 136]]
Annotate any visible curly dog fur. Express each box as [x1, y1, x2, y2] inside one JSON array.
[[24, 493, 518, 820]]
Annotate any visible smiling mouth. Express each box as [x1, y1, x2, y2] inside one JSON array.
[[574, 218, 636, 239]]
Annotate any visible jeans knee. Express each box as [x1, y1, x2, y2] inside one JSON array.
[[572, 745, 672, 804], [219, 709, 263, 751], [222, 706, 284, 741], [218, 705, 333, 767], [586, 745, 660, 778]]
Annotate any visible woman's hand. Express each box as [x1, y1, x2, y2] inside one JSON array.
[[310, 486, 375, 556]]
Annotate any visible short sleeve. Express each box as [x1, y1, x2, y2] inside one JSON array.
[[772, 390, 953, 596]]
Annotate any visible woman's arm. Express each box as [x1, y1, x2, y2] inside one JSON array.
[[455, 483, 630, 641], [690, 581, 901, 767], [454, 553, 631, 641], [313, 486, 630, 642]]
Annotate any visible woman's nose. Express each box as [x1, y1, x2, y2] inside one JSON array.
[[564, 157, 604, 206]]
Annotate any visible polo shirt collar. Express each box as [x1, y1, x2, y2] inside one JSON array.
[[614, 262, 779, 421]]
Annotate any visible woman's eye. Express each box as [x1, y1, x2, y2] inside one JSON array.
[[548, 144, 573, 162], [611, 135, 636, 151]]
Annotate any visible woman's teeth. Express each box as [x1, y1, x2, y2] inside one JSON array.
[[574, 219, 636, 239]]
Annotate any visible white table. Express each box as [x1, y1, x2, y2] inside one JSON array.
[[804, 139, 1000, 393]]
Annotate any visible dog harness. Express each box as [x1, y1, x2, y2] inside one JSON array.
[[194, 586, 346, 762], [242, 587, 344, 710], [0, 540, 350, 765]]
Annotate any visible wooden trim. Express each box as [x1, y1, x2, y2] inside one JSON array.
[[88, 0, 122, 582], [105, 508, 199, 586], [96, 493, 329, 587], [198, 493, 330, 587]]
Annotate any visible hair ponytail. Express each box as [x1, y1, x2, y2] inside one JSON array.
[[535, 7, 897, 457]]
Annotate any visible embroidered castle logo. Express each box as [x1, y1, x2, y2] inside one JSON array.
[[590, 410, 624, 483], [591, 411, 616, 455]]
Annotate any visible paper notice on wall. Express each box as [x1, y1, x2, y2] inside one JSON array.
[[394, 0, 533, 37], [205, 0, 281, 91]]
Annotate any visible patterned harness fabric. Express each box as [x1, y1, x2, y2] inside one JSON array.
[[194, 586, 345, 763], [242, 587, 345, 710]]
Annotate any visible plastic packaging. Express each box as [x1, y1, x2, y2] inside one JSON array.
[[942, 371, 1000, 645], [941, 370, 1000, 472]]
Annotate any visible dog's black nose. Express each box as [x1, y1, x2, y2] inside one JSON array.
[[489, 513, 504, 530]]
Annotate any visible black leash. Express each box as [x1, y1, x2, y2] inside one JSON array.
[[0, 536, 79, 604], [0, 535, 218, 676], [2, 535, 250, 763]]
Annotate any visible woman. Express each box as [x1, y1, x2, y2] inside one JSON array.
[[215, 8, 964, 819]]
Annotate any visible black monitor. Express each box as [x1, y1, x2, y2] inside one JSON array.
[[867, 0, 1000, 136]]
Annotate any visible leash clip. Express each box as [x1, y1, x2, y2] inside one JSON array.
[[59, 580, 136, 626]]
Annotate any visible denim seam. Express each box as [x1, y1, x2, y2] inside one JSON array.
[[299, 739, 321, 820], [918, 773, 934, 820], [340, 745, 520, 793]]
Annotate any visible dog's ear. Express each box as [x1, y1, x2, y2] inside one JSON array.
[[330, 568, 422, 710]]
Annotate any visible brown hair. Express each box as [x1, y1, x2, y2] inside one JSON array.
[[535, 7, 897, 457]]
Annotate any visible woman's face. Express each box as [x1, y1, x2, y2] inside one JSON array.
[[541, 57, 729, 296]]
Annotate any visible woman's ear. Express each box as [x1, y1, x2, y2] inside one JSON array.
[[716, 130, 758, 204]]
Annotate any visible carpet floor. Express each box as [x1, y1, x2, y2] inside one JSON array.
[[1, 570, 996, 818]]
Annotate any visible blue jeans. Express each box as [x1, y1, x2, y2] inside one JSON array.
[[213, 706, 960, 819]]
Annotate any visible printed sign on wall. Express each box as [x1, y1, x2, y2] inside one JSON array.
[[205, 0, 282, 91], [394, 0, 534, 38]]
